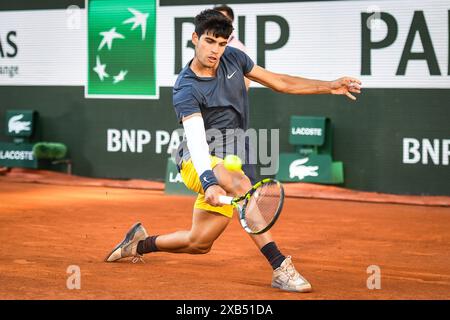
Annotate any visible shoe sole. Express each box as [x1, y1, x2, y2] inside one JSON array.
[[272, 283, 312, 293], [104, 222, 142, 262]]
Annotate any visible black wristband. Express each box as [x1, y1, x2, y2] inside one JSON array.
[[199, 170, 219, 191]]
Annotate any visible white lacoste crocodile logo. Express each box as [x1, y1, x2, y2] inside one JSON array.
[[8, 114, 31, 134], [227, 70, 237, 79], [289, 158, 319, 180]]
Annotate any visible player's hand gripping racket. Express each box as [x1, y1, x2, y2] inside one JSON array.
[[219, 178, 284, 234]]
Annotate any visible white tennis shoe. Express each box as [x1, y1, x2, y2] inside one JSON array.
[[272, 256, 312, 293]]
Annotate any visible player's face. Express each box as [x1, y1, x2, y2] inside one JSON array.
[[193, 32, 228, 69]]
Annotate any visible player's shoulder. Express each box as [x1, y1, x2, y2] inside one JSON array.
[[174, 66, 200, 94], [224, 45, 247, 59], [173, 68, 201, 103], [223, 46, 252, 67], [223, 46, 254, 74]]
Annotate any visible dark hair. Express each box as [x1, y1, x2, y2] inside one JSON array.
[[194, 9, 233, 39], [213, 4, 234, 22]]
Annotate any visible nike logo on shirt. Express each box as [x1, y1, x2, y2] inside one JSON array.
[[227, 71, 237, 79]]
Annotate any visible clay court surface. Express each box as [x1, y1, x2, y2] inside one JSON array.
[[0, 176, 449, 300]]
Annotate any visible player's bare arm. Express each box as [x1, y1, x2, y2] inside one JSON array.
[[246, 65, 362, 100]]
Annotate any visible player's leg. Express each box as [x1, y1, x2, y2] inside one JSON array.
[[145, 208, 230, 254], [136, 160, 239, 254], [214, 163, 312, 292], [105, 208, 230, 259], [105, 156, 234, 261]]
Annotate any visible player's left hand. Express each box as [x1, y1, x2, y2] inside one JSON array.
[[330, 77, 362, 101]]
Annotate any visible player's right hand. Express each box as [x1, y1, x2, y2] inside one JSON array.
[[330, 77, 362, 100], [204, 184, 227, 207]]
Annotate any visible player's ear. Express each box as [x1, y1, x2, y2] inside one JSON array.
[[192, 32, 199, 46]]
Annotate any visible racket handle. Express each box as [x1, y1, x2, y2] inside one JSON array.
[[219, 195, 234, 205]]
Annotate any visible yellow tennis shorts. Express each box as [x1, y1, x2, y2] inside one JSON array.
[[180, 156, 234, 218]]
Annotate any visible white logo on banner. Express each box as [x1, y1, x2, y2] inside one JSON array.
[[8, 114, 30, 134], [289, 158, 319, 180], [403, 138, 450, 165]]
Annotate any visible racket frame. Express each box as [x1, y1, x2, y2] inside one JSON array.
[[225, 178, 285, 235]]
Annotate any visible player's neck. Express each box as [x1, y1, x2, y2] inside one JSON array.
[[190, 57, 218, 78]]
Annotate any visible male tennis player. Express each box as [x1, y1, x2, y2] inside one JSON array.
[[105, 9, 361, 293]]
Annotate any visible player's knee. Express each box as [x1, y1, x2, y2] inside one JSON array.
[[190, 242, 212, 254], [188, 234, 214, 254]]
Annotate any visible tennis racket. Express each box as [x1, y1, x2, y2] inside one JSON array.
[[219, 178, 284, 234]]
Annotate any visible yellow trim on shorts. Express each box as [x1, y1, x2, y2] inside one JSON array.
[[180, 156, 234, 218]]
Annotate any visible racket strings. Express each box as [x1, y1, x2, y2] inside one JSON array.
[[244, 182, 282, 233]]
